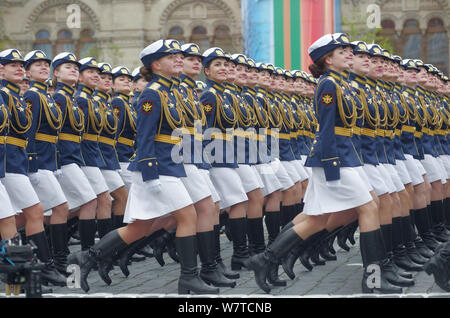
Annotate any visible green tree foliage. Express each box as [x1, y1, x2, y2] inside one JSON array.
[[342, 6, 394, 53]]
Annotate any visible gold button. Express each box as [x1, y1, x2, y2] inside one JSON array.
[[148, 162, 153, 167], [155, 162, 158, 166], [333, 161, 338, 167], [310, 147, 314, 152], [29, 156, 32, 161], [313, 140, 317, 145]]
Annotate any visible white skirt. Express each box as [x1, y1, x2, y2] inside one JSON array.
[[440, 155, 450, 180], [181, 164, 213, 204], [355, 166, 374, 192], [235, 164, 264, 193], [415, 159, 427, 176], [376, 164, 397, 194], [0, 180, 15, 219], [255, 163, 282, 197], [119, 162, 133, 191], [303, 167, 372, 215], [434, 156, 447, 185], [198, 169, 221, 203], [81, 166, 109, 195], [56, 164, 97, 210], [394, 160, 413, 185], [281, 161, 302, 183], [209, 167, 248, 210], [101, 169, 125, 193], [300, 155, 313, 177], [2, 173, 40, 212], [383, 164, 406, 192], [403, 155, 424, 186], [270, 159, 295, 191], [124, 173, 193, 224], [292, 160, 310, 182], [28, 170, 67, 212], [420, 154, 445, 184], [362, 164, 389, 196]]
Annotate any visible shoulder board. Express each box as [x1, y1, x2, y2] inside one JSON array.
[[351, 81, 359, 89], [402, 91, 409, 98], [208, 87, 217, 95], [29, 87, 40, 93], [79, 92, 88, 99], [93, 96, 101, 102], [149, 82, 161, 91], [1, 87, 10, 94]]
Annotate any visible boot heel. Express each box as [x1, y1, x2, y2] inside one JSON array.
[[424, 262, 434, 275], [178, 286, 190, 295], [231, 262, 243, 271]]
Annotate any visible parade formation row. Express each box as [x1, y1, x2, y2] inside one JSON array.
[[0, 32, 450, 296]]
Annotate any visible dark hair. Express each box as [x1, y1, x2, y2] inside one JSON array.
[[140, 65, 153, 82], [308, 51, 334, 78]]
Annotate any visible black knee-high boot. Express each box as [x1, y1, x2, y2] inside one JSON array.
[[280, 204, 296, 228], [69, 229, 128, 293], [176, 235, 220, 295], [247, 228, 304, 293], [429, 200, 450, 242], [410, 209, 435, 258], [78, 219, 97, 251], [411, 208, 440, 251], [97, 218, 113, 239], [318, 227, 344, 261], [443, 198, 450, 230], [197, 231, 236, 288], [113, 214, 125, 230], [213, 224, 240, 279], [402, 215, 429, 264], [27, 231, 67, 287], [247, 217, 266, 256], [359, 229, 403, 294], [380, 223, 413, 280], [117, 229, 165, 277], [264, 211, 288, 287], [229, 217, 250, 271], [336, 223, 352, 252], [424, 242, 450, 292], [392, 217, 423, 271], [48, 223, 70, 276]]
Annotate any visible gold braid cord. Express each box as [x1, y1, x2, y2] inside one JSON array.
[[36, 91, 63, 130], [101, 101, 119, 135], [7, 94, 32, 134], [87, 99, 105, 134], [215, 94, 237, 130], [0, 104, 9, 134]]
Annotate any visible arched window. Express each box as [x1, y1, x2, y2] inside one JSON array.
[[191, 26, 209, 52], [56, 29, 75, 55], [212, 25, 233, 53], [401, 19, 422, 59], [425, 18, 448, 75], [169, 26, 185, 44], [378, 19, 398, 53], [33, 30, 53, 59], [78, 29, 96, 59]]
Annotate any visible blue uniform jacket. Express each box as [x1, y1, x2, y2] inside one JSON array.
[[274, 92, 296, 162], [94, 90, 121, 170], [0, 80, 33, 175], [305, 70, 362, 181], [178, 74, 211, 170], [112, 92, 137, 163], [0, 94, 8, 178], [243, 86, 268, 164], [200, 79, 238, 168], [24, 81, 62, 172], [128, 74, 186, 181], [416, 87, 438, 157], [75, 85, 106, 168], [54, 82, 85, 168]]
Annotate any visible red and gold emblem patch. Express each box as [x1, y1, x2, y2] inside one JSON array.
[[25, 100, 33, 111], [113, 107, 120, 117], [203, 103, 214, 114], [142, 101, 153, 113], [320, 93, 334, 106]]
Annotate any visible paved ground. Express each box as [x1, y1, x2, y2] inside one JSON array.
[[1, 231, 449, 298]]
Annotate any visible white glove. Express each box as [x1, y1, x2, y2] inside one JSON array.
[[326, 180, 341, 187], [146, 179, 162, 193], [54, 169, 63, 178]]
